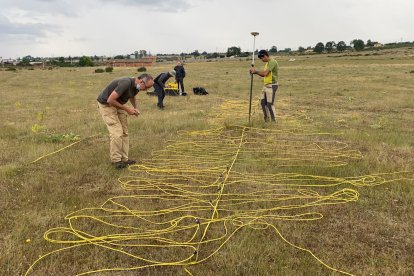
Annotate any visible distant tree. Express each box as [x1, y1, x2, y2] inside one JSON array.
[[314, 42, 325, 53], [139, 50, 147, 57], [191, 50, 200, 57], [298, 46, 305, 53], [337, 41, 347, 52], [201, 51, 208, 55], [352, 39, 365, 51], [226, 46, 241, 57], [19, 55, 32, 66], [78, 56, 94, 67], [134, 51, 139, 59], [206, 52, 219, 59], [366, 39, 377, 47], [269, 46, 278, 53], [239, 52, 250, 57], [325, 41, 336, 53], [114, 55, 125, 59], [280, 48, 291, 53]]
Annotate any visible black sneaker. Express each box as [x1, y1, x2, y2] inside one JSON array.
[[124, 159, 136, 165], [112, 161, 127, 169]]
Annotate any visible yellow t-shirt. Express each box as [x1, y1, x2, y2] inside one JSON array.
[[263, 58, 279, 85]]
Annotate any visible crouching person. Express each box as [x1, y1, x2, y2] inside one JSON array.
[[97, 74, 154, 169]]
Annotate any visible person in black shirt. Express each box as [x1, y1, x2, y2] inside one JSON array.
[[153, 70, 176, 109], [174, 61, 186, 95]]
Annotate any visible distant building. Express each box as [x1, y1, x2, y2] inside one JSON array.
[[110, 56, 156, 67], [2, 58, 17, 65]]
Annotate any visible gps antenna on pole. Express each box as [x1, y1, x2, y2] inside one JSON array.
[[249, 32, 259, 123]]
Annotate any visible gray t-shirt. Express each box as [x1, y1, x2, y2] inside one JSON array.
[[97, 77, 138, 105]]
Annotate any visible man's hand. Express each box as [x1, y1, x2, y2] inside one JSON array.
[[127, 108, 140, 116], [249, 67, 258, 74]]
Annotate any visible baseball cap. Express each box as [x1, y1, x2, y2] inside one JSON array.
[[258, 50, 268, 58], [169, 70, 176, 76]]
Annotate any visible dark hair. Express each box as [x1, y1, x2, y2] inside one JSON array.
[[138, 73, 153, 83], [258, 49, 269, 58]]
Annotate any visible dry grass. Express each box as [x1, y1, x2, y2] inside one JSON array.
[[1, 48, 413, 275]]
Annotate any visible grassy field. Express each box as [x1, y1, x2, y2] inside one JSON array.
[[1, 47, 413, 275]]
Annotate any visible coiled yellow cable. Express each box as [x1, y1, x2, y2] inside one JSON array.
[[25, 100, 413, 275]]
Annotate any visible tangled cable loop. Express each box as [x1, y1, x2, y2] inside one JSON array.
[[26, 101, 412, 276]]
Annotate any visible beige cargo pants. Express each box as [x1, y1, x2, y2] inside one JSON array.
[[97, 103, 129, 163]]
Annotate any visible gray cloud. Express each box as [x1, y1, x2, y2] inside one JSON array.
[[0, 0, 81, 17], [0, 14, 58, 39], [0, 0, 413, 58], [98, 0, 194, 12]]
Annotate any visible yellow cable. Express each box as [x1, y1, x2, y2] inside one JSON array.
[[25, 100, 413, 276]]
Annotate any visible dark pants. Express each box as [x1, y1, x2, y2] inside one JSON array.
[[176, 78, 185, 93], [154, 83, 165, 107]]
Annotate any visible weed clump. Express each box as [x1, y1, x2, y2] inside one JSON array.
[[137, 66, 147, 72], [105, 66, 114, 72], [95, 68, 105, 73]]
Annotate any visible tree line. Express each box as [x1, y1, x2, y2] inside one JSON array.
[[5, 39, 414, 67]]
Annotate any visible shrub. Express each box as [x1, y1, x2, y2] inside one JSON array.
[[409, 70, 414, 73], [105, 66, 113, 72], [6, 67, 17, 71], [137, 66, 147, 72], [95, 68, 105, 73], [47, 132, 80, 143]]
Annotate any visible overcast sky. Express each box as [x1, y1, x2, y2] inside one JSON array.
[[0, 0, 413, 58]]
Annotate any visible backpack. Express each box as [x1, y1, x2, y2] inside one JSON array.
[[193, 87, 208, 95]]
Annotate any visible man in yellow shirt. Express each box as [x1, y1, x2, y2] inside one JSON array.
[[250, 50, 279, 122]]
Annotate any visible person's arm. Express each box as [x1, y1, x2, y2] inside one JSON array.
[[129, 96, 140, 115], [107, 91, 138, 116], [157, 73, 168, 87], [250, 67, 270, 77]]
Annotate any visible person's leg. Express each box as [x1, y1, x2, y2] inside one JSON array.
[[261, 86, 269, 121], [176, 78, 181, 93], [179, 79, 185, 93], [160, 89, 166, 108], [266, 84, 278, 121], [98, 103, 124, 163], [154, 83, 163, 108], [117, 109, 129, 162]]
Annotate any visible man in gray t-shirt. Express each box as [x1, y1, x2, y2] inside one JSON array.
[[97, 73, 154, 169]]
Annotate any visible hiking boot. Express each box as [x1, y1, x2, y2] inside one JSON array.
[[112, 161, 127, 169], [123, 159, 136, 165]]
